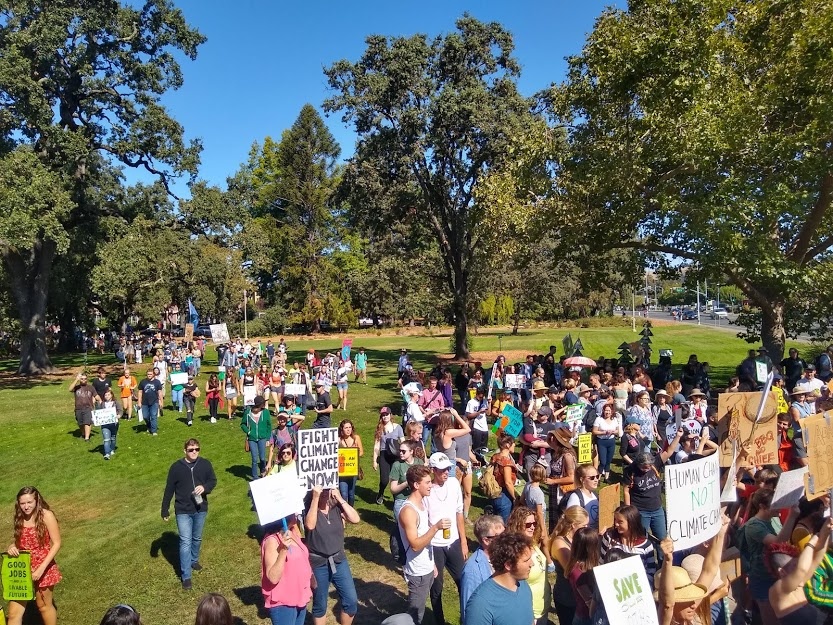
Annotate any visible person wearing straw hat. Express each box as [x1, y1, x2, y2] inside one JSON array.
[[524, 380, 548, 417], [656, 514, 730, 625], [788, 384, 812, 468]]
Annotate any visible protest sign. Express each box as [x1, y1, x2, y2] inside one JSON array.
[[498, 403, 523, 437], [772, 467, 808, 509], [756, 361, 769, 384], [593, 555, 659, 625], [1, 605, 5, 625], [800, 413, 833, 499], [720, 442, 738, 504], [341, 339, 352, 362], [243, 386, 257, 406], [1, 552, 34, 601], [249, 471, 306, 526], [717, 391, 778, 467], [170, 372, 188, 386], [297, 428, 339, 490], [578, 433, 593, 463], [209, 323, 229, 344], [504, 374, 527, 389], [665, 454, 721, 551], [284, 383, 306, 396], [184, 323, 194, 343], [92, 406, 119, 426], [562, 334, 573, 358], [598, 483, 620, 533], [338, 448, 359, 477], [565, 404, 584, 426]]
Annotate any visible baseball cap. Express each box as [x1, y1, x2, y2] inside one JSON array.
[[428, 452, 454, 470], [380, 407, 392, 416]]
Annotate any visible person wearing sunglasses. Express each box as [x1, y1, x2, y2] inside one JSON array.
[[459, 514, 505, 623], [563, 464, 601, 530], [161, 438, 217, 590], [268, 442, 297, 476], [507, 506, 550, 625], [389, 440, 425, 564]]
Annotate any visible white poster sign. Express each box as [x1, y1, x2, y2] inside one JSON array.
[[504, 374, 527, 389], [593, 556, 659, 625], [170, 372, 188, 386], [756, 361, 769, 384], [772, 467, 808, 510], [284, 383, 306, 396], [243, 385, 257, 406], [297, 428, 339, 491], [665, 454, 721, 551], [249, 471, 306, 526], [209, 323, 230, 344], [92, 407, 119, 426]]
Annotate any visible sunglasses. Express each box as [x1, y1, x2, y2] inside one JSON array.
[[482, 534, 499, 541], [281, 451, 293, 457], [584, 475, 600, 480], [399, 449, 410, 453], [186, 447, 200, 452], [524, 521, 537, 529]]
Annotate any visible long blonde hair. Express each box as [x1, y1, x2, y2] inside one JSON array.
[[550, 506, 589, 544]]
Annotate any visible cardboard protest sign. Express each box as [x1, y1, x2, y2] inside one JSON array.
[[1, 553, 34, 601], [92, 406, 119, 426], [170, 372, 188, 386], [284, 383, 306, 396], [209, 323, 229, 344], [297, 428, 339, 490], [497, 403, 524, 437], [338, 448, 359, 477], [578, 433, 593, 463], [184, 323, 194, 343], [717, 391, 778, 467], [772, 467, 808, 509], [665, 454, 721, 551], [597, 483, 620, 533], [593, 555, 659, 625], [504, 374, 527, 389], [800, 413, 833, 499], [243, 385, 257, 406], [249, 471, 306, 526]]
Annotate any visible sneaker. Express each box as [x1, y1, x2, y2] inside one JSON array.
[[210, 417, 217, 424], [187, 420, 193, 427], [152, 432, 158, 436], [191, 562, 203, 572], [182, 578, 192, 590], [104, 454, 110, 460], [110, 450, 115, 456], [376, 495, 384, 505]]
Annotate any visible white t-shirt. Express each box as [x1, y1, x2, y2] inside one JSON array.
[[465, 397, 489, 432], [407, 402, 425, 424], [593, 417, 619, 439], [803, 377, 825, 406], [425, 477, 463, 547], [155, 360, 167, 383]]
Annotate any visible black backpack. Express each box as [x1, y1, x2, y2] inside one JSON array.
[[552, 488, 586, 525], [582, 406, 597, 431]]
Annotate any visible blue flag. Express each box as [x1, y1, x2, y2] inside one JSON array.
[[187, 299, 199, 327]]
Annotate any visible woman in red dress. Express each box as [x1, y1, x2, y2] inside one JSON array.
[[6, 486, 62, 625]]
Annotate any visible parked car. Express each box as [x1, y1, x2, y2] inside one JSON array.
[[358, 316, 377, 328], [682, 309, 699, 321], [710, 307, 728, 319], [193, 325, 213, 338]]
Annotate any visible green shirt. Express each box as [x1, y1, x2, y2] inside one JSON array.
[[389, 458, 424, 501]]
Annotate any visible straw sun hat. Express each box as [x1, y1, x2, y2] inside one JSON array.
[[653, 566, 707, 603]]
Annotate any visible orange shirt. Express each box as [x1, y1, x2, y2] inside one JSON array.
[[119, 375, 136, 398]]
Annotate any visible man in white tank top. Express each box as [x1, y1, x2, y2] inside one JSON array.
[[399, 464, 450, 625]]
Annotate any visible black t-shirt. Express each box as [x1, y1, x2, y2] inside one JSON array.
[[314, 391, 332, 428], [92, 377, 111, 399], [623, 456, 664, 511], [140, 378, 163, 405], [184, 383, 198, 398]]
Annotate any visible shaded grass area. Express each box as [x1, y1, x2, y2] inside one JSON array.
[[0, 325, 807, 624]]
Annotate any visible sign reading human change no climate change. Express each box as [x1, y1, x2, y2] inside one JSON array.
[[297, 428, 339, 490], [665, 454, 721, 551]]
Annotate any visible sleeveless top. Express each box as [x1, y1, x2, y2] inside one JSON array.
[[19, 526, 61, 588], [261, 532, 312, 609], [399, 500, 434, 576], [434, 434, 458, 464], [552, 537, 575, 607]]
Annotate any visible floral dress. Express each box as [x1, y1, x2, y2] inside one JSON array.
[[19, 526, 62, 589]]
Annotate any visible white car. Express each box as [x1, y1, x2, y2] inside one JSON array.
[[710, 307, 728, 319]]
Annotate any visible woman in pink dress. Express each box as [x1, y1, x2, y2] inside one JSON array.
[[6, 486, 62, 625]]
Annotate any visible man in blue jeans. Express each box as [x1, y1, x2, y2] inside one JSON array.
[[138, 368, 163, 435], [161, 438, 217, 590]]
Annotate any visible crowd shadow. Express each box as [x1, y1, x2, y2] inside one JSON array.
[[345, 535, 395, 569], [149, 531, 180, 578], [352, 578, 408, 624], [231, 585, 268, 621], [225, 465, 252, 481]]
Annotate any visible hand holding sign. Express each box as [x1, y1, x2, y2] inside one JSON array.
[[2, 553, 34, 602]]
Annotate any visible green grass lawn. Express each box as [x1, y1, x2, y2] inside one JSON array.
[[0, 324, 806, 625]]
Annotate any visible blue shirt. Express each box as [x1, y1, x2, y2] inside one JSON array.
[[465, 577, 533, 625], [460, 549, 493, 623], [356, 353, 367, 369]]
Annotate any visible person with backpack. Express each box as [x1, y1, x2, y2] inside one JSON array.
[[562, 464, 600, 529], [487, 433, 518, 523]]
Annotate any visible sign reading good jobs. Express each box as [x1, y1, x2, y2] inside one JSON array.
[[297, 428, 339, 490], [665, 454, 721, 551], [593, 554, 658, 625], [2, 553, 34, 601]]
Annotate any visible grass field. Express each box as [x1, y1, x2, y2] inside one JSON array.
[[0, 324, 807, 625]]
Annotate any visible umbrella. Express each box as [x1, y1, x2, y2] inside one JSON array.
[[563, 356, 597, 368]]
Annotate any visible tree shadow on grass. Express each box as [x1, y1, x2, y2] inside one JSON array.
[[150, 531, 180, 578], [231, 585, 268, 620], [345, 535, 396, 570], [226, 465, 252, 481], [351, 578, 408, 624]]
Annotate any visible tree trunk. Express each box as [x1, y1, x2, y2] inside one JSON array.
[[3, 239, 57, 374], [759, 299, 786, 363], [512, 297, 522, 335], [452, 288, 470, 359]]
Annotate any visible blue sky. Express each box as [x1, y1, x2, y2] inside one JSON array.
[[141, 1, 621, 196]]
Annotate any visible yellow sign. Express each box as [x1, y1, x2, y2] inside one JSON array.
[[777, 392, 789, 415], [2, 553, 33, 602], [338, 447, 359, 477], [578, 433, 593, 463], [1, 605, 5, 625]]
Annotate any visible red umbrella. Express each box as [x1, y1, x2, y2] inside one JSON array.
[[563, 356, 597, 368]]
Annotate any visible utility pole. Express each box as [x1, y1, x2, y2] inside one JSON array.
[[632, 287, 636, 332], [696, 281, 701, 325], [243, 289, 248, 340]]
